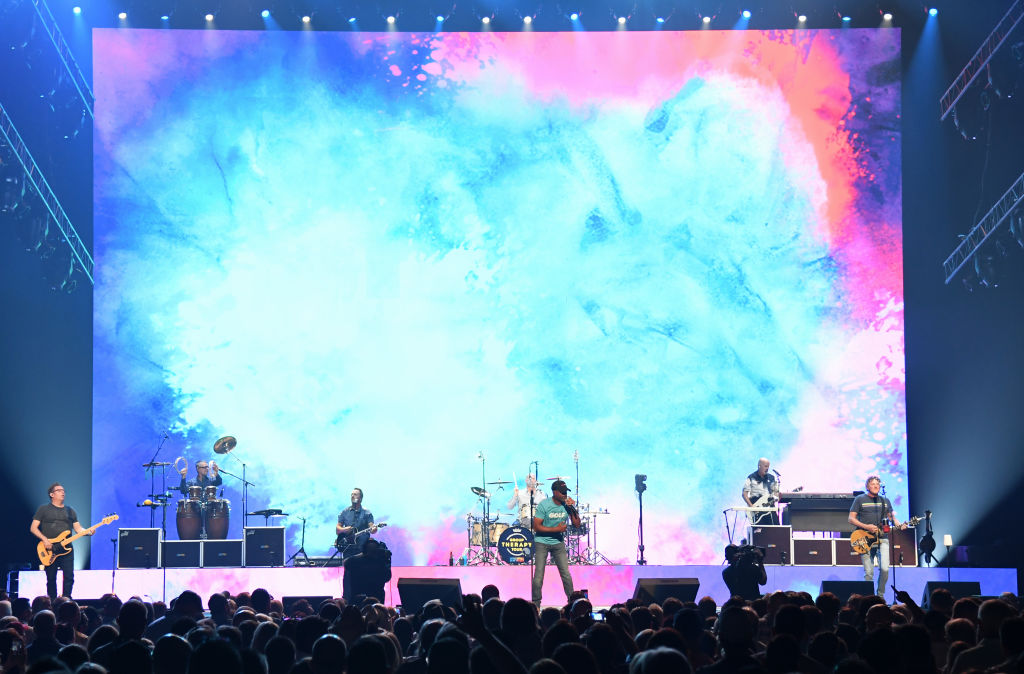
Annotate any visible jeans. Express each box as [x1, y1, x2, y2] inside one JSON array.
[[532, 541, 573, 607], [859, 537, 889, 596], [45, 547, 75, 599]]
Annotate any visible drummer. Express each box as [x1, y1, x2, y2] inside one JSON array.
[[507, 474, 546, 528], [178, 460, 222, 499]]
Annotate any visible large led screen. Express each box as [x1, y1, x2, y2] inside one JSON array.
[[94, 28, 904, 566]]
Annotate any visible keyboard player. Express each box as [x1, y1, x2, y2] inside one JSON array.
[[742, 458, 779, 524]]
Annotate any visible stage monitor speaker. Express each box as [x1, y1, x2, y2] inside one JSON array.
[[397, 578, 463, 614], [921, 581, 981, 609], [820, 581, 874, 603], [283, 596, 333, 615], [203, 540, 243, 567], [118, 528, 161, 568], [633, 578, 701, 604], [794, 539, 833, 565], [751, 525, 792, 565], [245, 527, 285, 567], [163, 540, 201, 567]]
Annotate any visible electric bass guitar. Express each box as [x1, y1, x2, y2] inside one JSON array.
[[850, 516, 921, 555], [37, 514, 120, 567], [335, 522, 387, 549]]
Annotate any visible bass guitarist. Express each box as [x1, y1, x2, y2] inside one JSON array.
[[848, 475, 901, 598], [336, 487, 377, 558], [29, 483, 94, 599]]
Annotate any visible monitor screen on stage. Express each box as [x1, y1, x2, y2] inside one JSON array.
[[93, 28, 904, 566]]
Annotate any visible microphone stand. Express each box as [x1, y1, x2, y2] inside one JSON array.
[[218, 465, 255, 538], [110, 537, 117, 593], [286, 516, 310, 566], [636, 476, 647, 565], [146, 432, 169, 528], [531, 461, 538, 579]]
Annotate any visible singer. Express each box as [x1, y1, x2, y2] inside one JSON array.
[[741, 458, 779, 525], [531, 479, 581, 608]]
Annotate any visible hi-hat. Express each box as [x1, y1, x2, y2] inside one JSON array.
[[471, 486, 490, 499], [487, 480, 512, 485], [142, 461, 171, 467], [546, 476, 569, 481], [214, 436, 237, 454]]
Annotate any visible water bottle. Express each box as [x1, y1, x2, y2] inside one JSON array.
[[449, 551, 454, 566]]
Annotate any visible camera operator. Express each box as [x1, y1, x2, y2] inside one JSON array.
[[722, 544, 767, 600]]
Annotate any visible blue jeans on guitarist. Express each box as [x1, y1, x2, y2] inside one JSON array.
[[45, 546, 74, 599], [859, 538, 889, 597]]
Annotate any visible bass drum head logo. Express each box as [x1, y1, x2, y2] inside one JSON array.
[[498, 525, 534, 565]]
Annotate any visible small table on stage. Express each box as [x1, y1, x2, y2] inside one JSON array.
[[723, 505, 784, 544]]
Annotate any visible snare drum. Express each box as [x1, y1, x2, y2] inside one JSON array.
[[497, 525, 534, 564], [176, 500, 202, 540], [204, 499, 230, 539], [187, 486, 202, 500], [203, 485, 218, 501]]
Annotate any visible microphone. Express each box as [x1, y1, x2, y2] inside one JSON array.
[[772, 469, 781, 477]]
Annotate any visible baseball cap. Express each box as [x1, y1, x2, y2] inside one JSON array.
[[551, 480, 570, 494]]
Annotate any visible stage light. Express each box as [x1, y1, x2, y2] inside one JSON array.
[[436, 15, 444, 22], [301, 15, 310, 23], [523, 15, 532, 24], [386, 15, 395, 23], [702, 15, 711, 24], [618, 16, 626, 24], [160, 14, 169, 21], [348, 17, 356, 23], [929, 7, 938, 16], [656, 17, 665, 23], [742, 10, 751, 18], [570, 12, 578, 20], [205, 13, 214, 21], [842, 15, 851, 23], [481, 16, 490, 24], [72, 6, 81, 14], [798, 14, 807, 23], [118, 11, 127, 19], [261, 9, 269, 18], [883, 12, 893, 21]]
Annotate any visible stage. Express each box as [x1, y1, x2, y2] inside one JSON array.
[[18, 564, 1016, 608]]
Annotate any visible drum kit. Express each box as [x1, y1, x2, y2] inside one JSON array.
[[462, 452, 613, 566]]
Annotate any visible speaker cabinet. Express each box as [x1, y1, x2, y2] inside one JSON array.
[[921, 581, 981, 609], [889, 527, 918, 567], [245, 527, 285, 567], [163, 540, 201, 567], [834, 539, 864, 566], [794, 539, 833, 565], [397, 578, 463, 614], [633, 578, 701, 604], [118, 528, 161, 568], [751, 525, 792, 565], [820, 581, 875, 603], [203, 540, 243, 567]]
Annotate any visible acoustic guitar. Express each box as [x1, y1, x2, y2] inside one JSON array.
[[335, 522, 387, 549], [37, 514, 119, 567], [850, 515, 921, 555]]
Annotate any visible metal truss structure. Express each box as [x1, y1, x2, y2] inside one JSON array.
[[939, 0, 1023, 121], [0, 102, 94, 284], [943, 171, 1024, 285], [28, 0, 94, 119]]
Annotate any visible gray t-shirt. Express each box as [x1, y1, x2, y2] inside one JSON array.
[[33, 503, 79, 539], [850, 493, 893, 539]]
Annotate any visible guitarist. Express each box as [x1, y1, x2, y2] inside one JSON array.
[[848, 475, 900, 598], [29, 483, 93, 599], [742, 458, 779, 525], [336, 487, 377, 558]]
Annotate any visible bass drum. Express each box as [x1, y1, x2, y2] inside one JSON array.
[[176, 500, 202, 540], [497, 525, 534, 565], [205, 499, 230, 540]]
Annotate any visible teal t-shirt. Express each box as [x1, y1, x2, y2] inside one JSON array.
[[534, 497, 569, 546]]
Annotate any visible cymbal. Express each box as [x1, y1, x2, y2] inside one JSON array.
[[214, 436, 237, 454], [486, 480, 512, 485], [143, 461, 172, 467], [248, 508, 283, 517], [546, 476, 569, 481], [470, 486, 490, 499]]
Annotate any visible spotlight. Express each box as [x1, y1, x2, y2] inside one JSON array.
[[436, 15, 444, 22], [798, 14, 807, 22], [656, 16, 665, 23], [261, 9, 269, 18], [72, 6, 81, 14], [523, 15, 532, 24], [160, 14, 169, 21], [205, 13, 214, 21], [929, 7, 938, 16], [842, 15, 851, 23], [883, 12, 893, 21], [702, 15, 711, 24], [386, 15, 395, 23], [118, 11, 127, 19], [742, 10, 751, 18], [301, 15, 310, 23], [481, 16, 490, 24], [570, 12, 578, 20], [617, 16, 626, 24], [348, 16, 356, 23]]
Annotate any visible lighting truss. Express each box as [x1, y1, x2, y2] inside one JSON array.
[[0, 103, 94, 284], [943, 170, 1024, 284], [939, 0, 1023, 121], [28, 0, 94, 119]]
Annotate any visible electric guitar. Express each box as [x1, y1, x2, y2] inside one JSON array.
[[335, 522, 387, 549], [37, 514, 120, 567], [850, 516, 921, 555]]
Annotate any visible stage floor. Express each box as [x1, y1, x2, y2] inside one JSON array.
[[18, 564, 1016, 607]]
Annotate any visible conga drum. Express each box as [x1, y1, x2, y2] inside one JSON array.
[[176, 500, 202, 540], [205, 499, 230, 539]]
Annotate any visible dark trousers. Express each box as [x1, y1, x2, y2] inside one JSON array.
[[45, 548, 75, 599]]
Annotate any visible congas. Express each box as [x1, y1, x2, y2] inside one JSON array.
[[497, 525, 534, 565], [204, 499, 230, 539], [176, 500, 202, 540], [187, 486, 202, 500], [203, 486, 218, 501]]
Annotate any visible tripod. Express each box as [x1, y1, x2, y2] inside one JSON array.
[[286, 516, 310, 566]]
